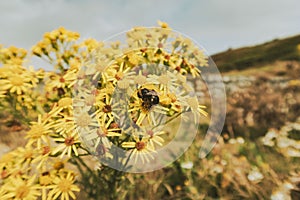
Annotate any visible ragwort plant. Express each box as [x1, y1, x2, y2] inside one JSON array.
[[0, 22, 209, 199]]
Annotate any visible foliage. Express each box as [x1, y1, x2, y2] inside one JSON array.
[[212, 35, 300, 72]]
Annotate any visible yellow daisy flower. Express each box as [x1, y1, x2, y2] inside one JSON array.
[[52, 131, 81, 158], [144, 128, 166, 149], [96, 94, 119, 124], [0, 72, 32, 95], [185, 96, 208, 123], [46, 69, 77, 90], [147, 71, 179, 94], [0, 46, 27, 65], [109, 63, 136, 85], [11, 145, 36, 168], [27, 66, 43, 87], [73, 110, 99, 133], [26, 115, 54, 149], [3, 175, 40, 200], [47, 171, 80, 200], [0, 151, 19, 180], [87, 117, 121, 152], [0, 64, 24, 78], [122, 135, 155, 164], [39, 171, 54, 200], [52, 114, 76, 136], [0, 186, 13, 200], [31, 146, 52, 170]]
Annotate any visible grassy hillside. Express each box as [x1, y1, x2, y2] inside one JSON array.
[[211, 34, 300, 72]]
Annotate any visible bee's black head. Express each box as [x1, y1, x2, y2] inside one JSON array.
[[150, 95, 159, 105]]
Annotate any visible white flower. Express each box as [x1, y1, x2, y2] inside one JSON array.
[[181, 161, 193, 169], [236, 137, 245, 144], [271, 182, 293, 200], [247, 168, 264, 182]]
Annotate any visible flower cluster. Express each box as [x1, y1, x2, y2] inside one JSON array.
[[0, 102, 82, 199], [0, 45, 27, 65], [0, 21, 209, 198], [261, 118, 300, 157], [73, 23, 208, 169], [0, 52, 45, 121]]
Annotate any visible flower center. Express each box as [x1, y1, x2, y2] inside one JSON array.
[[58, 179, 72, 192], [109, 122, 119, 129], [147, 130, 154, 137], [29, 124, 46, 138], [115, 71, 124, 80], [136, 141, 146, 151], [164, 55, 170, 60], [103, 105, 112, 113], [1, 170, 8, 179], [76, 113, 91, 127], [64, 137, 75, 146], [42, 146, 50, 155], [10, 78, 23, 86], [59, 77, 65, 83], [157, 43, 163, 48]]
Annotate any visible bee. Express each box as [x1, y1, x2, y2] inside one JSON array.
[[137, 88, 159, 110]]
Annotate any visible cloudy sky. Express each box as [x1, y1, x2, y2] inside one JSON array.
[[1, 0, 300, 55]]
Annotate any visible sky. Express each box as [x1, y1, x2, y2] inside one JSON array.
[[0, 0, 300, 55]]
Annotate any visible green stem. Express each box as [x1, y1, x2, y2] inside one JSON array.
[[75, 156, 95, 176], [153, 111, 186, 129]]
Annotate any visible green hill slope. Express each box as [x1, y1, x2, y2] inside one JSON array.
[[211, 35, 300, 72]]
